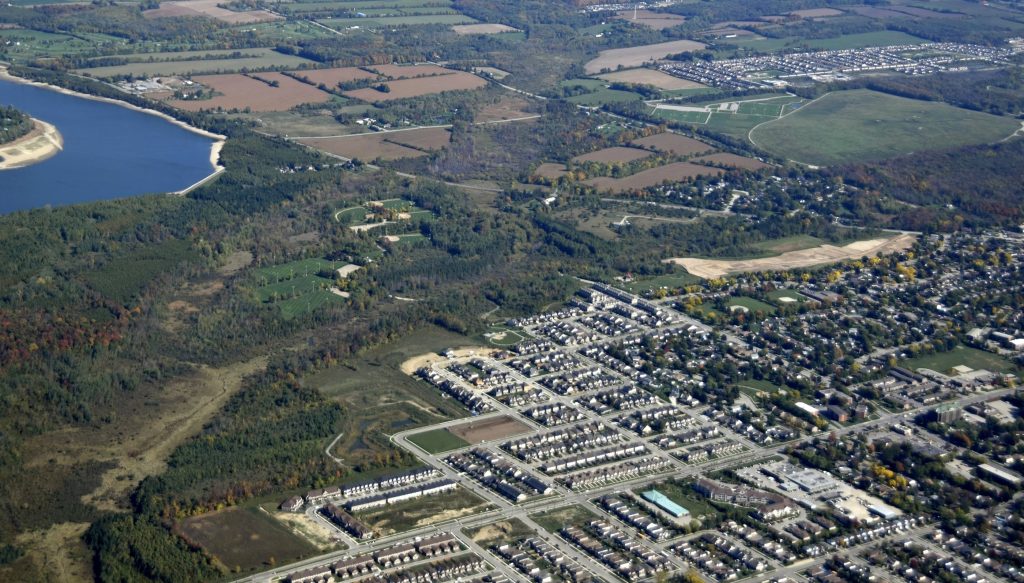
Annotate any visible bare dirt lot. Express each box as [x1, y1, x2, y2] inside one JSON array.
[[572, 146, 653, 164], [288, 67, 378, 88], [631, 132, 716, 156], [344, 72, 486, 102], [584, 39, 706, 75], [298, 133, 425, 161], [448, 415, 533, 444], [615, 9, 686, 30], [693, 152, 769, 170], [453, 23, 519, 35], [597, 68, 705, 90], [385, 127, 451, 151], [171, 73, 332, 111], [144, 0, 280, 23], [584, 162, 723, 193], [664, 234, 917, 278]]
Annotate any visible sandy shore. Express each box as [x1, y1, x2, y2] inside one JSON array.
[[0, 118, 64, 170], [0, 67, 226, 176]]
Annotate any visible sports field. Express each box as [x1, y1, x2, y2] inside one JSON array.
[[407, 428, 469, 454], [900, 345, 1021, 376], [749, 90, 1020, 166]]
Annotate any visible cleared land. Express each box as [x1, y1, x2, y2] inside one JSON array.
[[300, 127, 451, 161], [171, 73, 332, 112], [385, 127, 451, 151], [354, 486, 489, 535], [452, 23, 519, 35], [664, 234, 917, 278], [476, 97, 532, 122], [76, 49, 315, 78], [534, 163, 569, 180], [448, 415, 532, 444], [144, 0, 281, 23], [597, 68, 705, 90], [789, 7, 844, 17], [749, 90, 1021, 166], [584, 162, 723, 193], [407, 428, 469, 454], [584, 39, 706, 75], [693, 152, 769, 170], [178, 507, 315, 572], [572, 146, 653, 164], [370, 64, 453, 78], [615, 9, 686, 29], [288, 67, 378, 87], [344, 72, 486, 102], [631, 132, 715, 156]]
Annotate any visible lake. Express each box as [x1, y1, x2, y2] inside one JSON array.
[[0, 77, 217, 214]]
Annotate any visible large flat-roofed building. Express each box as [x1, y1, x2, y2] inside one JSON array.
[[641, 489, 690, 518], [978, 463, 1023, 487]]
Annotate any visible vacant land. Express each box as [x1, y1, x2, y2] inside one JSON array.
[[631, 133, 715, 156], [407, 428, 469, 454], [531, 506, 601, 534], [178, 507, 315, 572], [621, 272, 703, 292], [584, 39, 706, 75], [572, 146, 653, 164], [385, 127, 451, 151], [344, 72, 486, 102], [789, 7, 844, 17], [354, 486, 489, 535], [453, 23, 519, 34], [749, 90, 1020, 166], [299, 127, 451, 161], [693, 152, 769, 170], [448, 415, 532, 444], [289, 67, 378, 87], [144, 0, 281, 23], [476, 97, 533, 122], [901, 345, 1021, 376], [585, 162, 723, 193], [171, 73, 332, 112], [597, 68, 705, 90], [665, 234, 917, 278], [534, 163, 569, 180], [615, 9, 686, 30]]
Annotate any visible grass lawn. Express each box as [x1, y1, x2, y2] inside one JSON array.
[[479, 326, 532, 346], [530, 505, 601, 534], [407, 428, 469, 454], [900, 344, 1021, 376], [178, 507, 316, 573], [638, 481, 719, 523], [727, 296, 776, 316], [766, 289, 808, 304], [621, 272, 703, 294], [749, 89, 1020, 166], [736, 379, 782, 398]]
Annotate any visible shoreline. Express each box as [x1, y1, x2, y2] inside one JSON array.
[[0, 118, 64, 170], [0, 67, 226, 175]]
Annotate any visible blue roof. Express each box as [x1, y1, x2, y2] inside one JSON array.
[[642, 489, 689, 517]]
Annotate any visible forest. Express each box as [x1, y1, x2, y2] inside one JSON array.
[[0, 105, 31, 145]]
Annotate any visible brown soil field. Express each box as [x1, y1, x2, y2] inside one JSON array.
[[448, 415, 532, 444], [534, 163, 569, 180], [477, 96, 532, 122], [370, 64, 453, 78], [584, 162, 723, 193], [664, 234, 917, 279], [584, 39, 706, 74], [631, 132, 716, 156], [693, 152, 769, 170], [706, 27, 761, 38], [178, 507, 315, 571], [344, 72, 486, 102], [385, 127, 451, 151], [453, 23, 520, 34], [789, 7, 844, 17], [615, 9, 686, 30], [288, 67, 378, 88], [298, 134, 425, 161], [849, 6, 908, 19], [572, 146, 653, 164], [597, 68, 705, 90], [171, 73, 332, 112], [144, 0, 280, 23]]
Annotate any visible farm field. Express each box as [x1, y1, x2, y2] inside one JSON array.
[[692, 152, 769, 170], [584, 162, 723, 194], [385, 127, 451, 151], [631, 132, 715, 156], [170, 73, 333, 111], [748, 90, 1021, 166], [178, 507, 316, 572], [900, 345, 1022, 376], [447, 415, 532, 444], [476, 97, 533, 122], [533, 163, 569, 180], [343, 72, 487, 102], [277, 0, 456, 14], [407, 428, 469, 454], [664, 234, 918, 279], [584, 39, 706, 75], [596, 68, 705, 90], [319, 13, 476, 28], [299, 127, 449, 161], [453, 23, 519, 35], [144, 0, 281, 23], [615, 9, 686, 29], [572, 146, 652, 164], [77, 52, 316, 78], [718, 30, 928, 53], [287, 66, 378, 87]]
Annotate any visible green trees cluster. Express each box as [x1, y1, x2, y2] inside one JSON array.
[[0, 106, 32, 145]]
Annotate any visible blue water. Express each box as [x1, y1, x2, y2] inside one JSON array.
[[0, 77, 216, 214]]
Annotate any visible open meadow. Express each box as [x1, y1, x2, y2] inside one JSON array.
[[749, 90, 1021, 166], [178, 507, 316, 573], [584, 162, 724, 194], [584, 39, 706, 75]]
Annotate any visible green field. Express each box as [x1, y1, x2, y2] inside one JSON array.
[[726, 296, 776, 315], [719, 30, 928, 54], [766, 289, 808, 304], [621, 272, 703, 293], [653, 95, 806, 141], [530, 505, 601, 534], [178, 507, 316, 573], [253, 258, 347, 317], [320, 13, 476, 28], [479, 326, 531, 346], [900, 344, 1021, 376], [749, 89, 1021, 166], [77, 49, 315, 78], [407, 428, 469, 453], [255, 258, 340, 283]]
